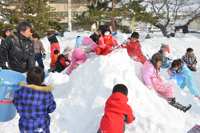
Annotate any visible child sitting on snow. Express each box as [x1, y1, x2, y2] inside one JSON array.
[[181, 48, 197, 72], [48, 50, 59, 73], [121, 32, 147, 64], [160, 43, 171, 68], [143, 51, 191, 112], [55, 47, 71, 73], [66, 34, 99, 75], [97, 84, 135, 133], [13, 67, 56, 133], [168, 59, 200, 100], [94, 25, 118, 55]]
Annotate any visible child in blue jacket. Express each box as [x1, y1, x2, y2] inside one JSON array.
[[13, 67, 56, 133], [160, 43, 171, 68], [168, 59, 200, 100], [74, 36, 83, 48]]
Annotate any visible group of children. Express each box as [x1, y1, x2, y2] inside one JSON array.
[[12, 26, 200, 133]]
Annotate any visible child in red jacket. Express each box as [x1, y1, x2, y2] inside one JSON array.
[[122, 32, 147, 64], [98, 84, 135, 133], [94, 25, 118, 55]]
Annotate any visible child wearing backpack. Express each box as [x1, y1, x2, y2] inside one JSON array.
[[143, 51, 191, 112], [66, 34, 99, 75], [160, 43, 171, 68], [13, 67, 56, 133], [94, 25, 118, 55], [98, 84, 135, 133], [168, 59, 200, 100], [121, 32, 147, 64], [55, 47, 71, 73]]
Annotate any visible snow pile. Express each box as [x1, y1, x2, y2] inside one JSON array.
[[0, 32, 200, 133], [1, 47, 200, 133]]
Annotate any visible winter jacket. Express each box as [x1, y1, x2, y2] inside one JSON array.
[[98, 34, 118, 50], [55, 54, 71, 72], [161, 53, 170, 68], [13, 82, 56, 133], [143, 60, 162, 87], [48, 33, 60, 44], [99, 92, 134, 133], [50, 54, 58, 67], [182, 53, 197, 66], [0, 31, 35, 73], [122, 39, 147, 64], [168, 63, 200, 96], [74, 37, 83, 48], [77, 37, 97, 53]]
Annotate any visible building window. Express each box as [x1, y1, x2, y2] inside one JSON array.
[[53, 12, 68, 18]]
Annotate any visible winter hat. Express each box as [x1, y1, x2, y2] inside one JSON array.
[[63, 50, 70, 56], [65, 45, 72, 51], [152, 51, 163, 62], [160, 43, 170, 53], [112, 84, 128, 96]]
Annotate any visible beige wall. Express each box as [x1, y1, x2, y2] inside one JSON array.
[[49, 3, 88, 23]]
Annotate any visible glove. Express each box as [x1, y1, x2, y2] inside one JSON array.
[[147, 86, 157, 93], [42, 53, 46, 60], [122, 39, 130, 46], [167, 58, 172, 61], [105, 45, 112, 50]]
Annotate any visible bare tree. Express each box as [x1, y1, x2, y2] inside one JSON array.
[[147, 0, 200, 37]]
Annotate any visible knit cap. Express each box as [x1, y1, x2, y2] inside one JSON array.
[[160, 43, 170, 53]]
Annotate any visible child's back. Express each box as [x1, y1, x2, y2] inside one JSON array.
[[99, 84, 134, 133], [13, 67, 56, 133], [55, 54, 70, 72]]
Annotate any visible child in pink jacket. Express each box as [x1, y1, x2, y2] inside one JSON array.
[[143, 51, 191, 112], [66, 34, 99, 75]]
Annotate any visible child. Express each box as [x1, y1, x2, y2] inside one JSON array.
[[168, 59, 200, 100], [66, 34, 99, 75], [121, 32, 147, 64], [74, 36, 83, 48], [47, 30, 61, 58], [143, 51, 191, 112], [13, 67, 56, 133], [98, 84, 135, 133], [182, 48, 197, 72], [94, 25, 118, 55], [48, 50, 59, 73], [55, 47, 71, 73], [160, 43, 171, 68]]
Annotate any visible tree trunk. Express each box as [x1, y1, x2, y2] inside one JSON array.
[[111, 0, 116, 32]]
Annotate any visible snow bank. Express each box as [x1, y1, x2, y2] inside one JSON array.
[[0, 32, 200, 133]]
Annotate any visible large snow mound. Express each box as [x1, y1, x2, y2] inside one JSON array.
[[0, 48, 200, 133]]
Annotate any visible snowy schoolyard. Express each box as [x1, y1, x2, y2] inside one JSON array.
[[0, 31, 200, 133]]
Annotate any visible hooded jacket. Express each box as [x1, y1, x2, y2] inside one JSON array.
[[99, 92, 134, 133], [0, 31, 35, 73], [13, 83, 56, 133]]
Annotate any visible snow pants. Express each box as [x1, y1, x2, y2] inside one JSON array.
[[66, 49, 87, 75], [94, 47, 112, 55], [50, 43, 60, 58], [153, 82, 176, 99], [180, 75, 200, 97]]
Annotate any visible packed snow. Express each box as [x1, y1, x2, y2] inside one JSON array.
[[0, 31, 200, 133]]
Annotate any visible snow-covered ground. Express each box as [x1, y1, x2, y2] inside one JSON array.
[[0, 32, 200, 133]]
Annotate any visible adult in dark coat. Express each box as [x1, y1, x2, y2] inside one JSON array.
[[0, 21, 35, 73]]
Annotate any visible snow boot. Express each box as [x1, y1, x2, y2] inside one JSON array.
[[168, 98, 192, 112]]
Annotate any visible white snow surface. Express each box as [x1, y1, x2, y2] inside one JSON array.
[[0, 32, 200, 133]]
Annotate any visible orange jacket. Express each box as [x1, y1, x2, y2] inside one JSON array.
[[50, 54, 58, 67]]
